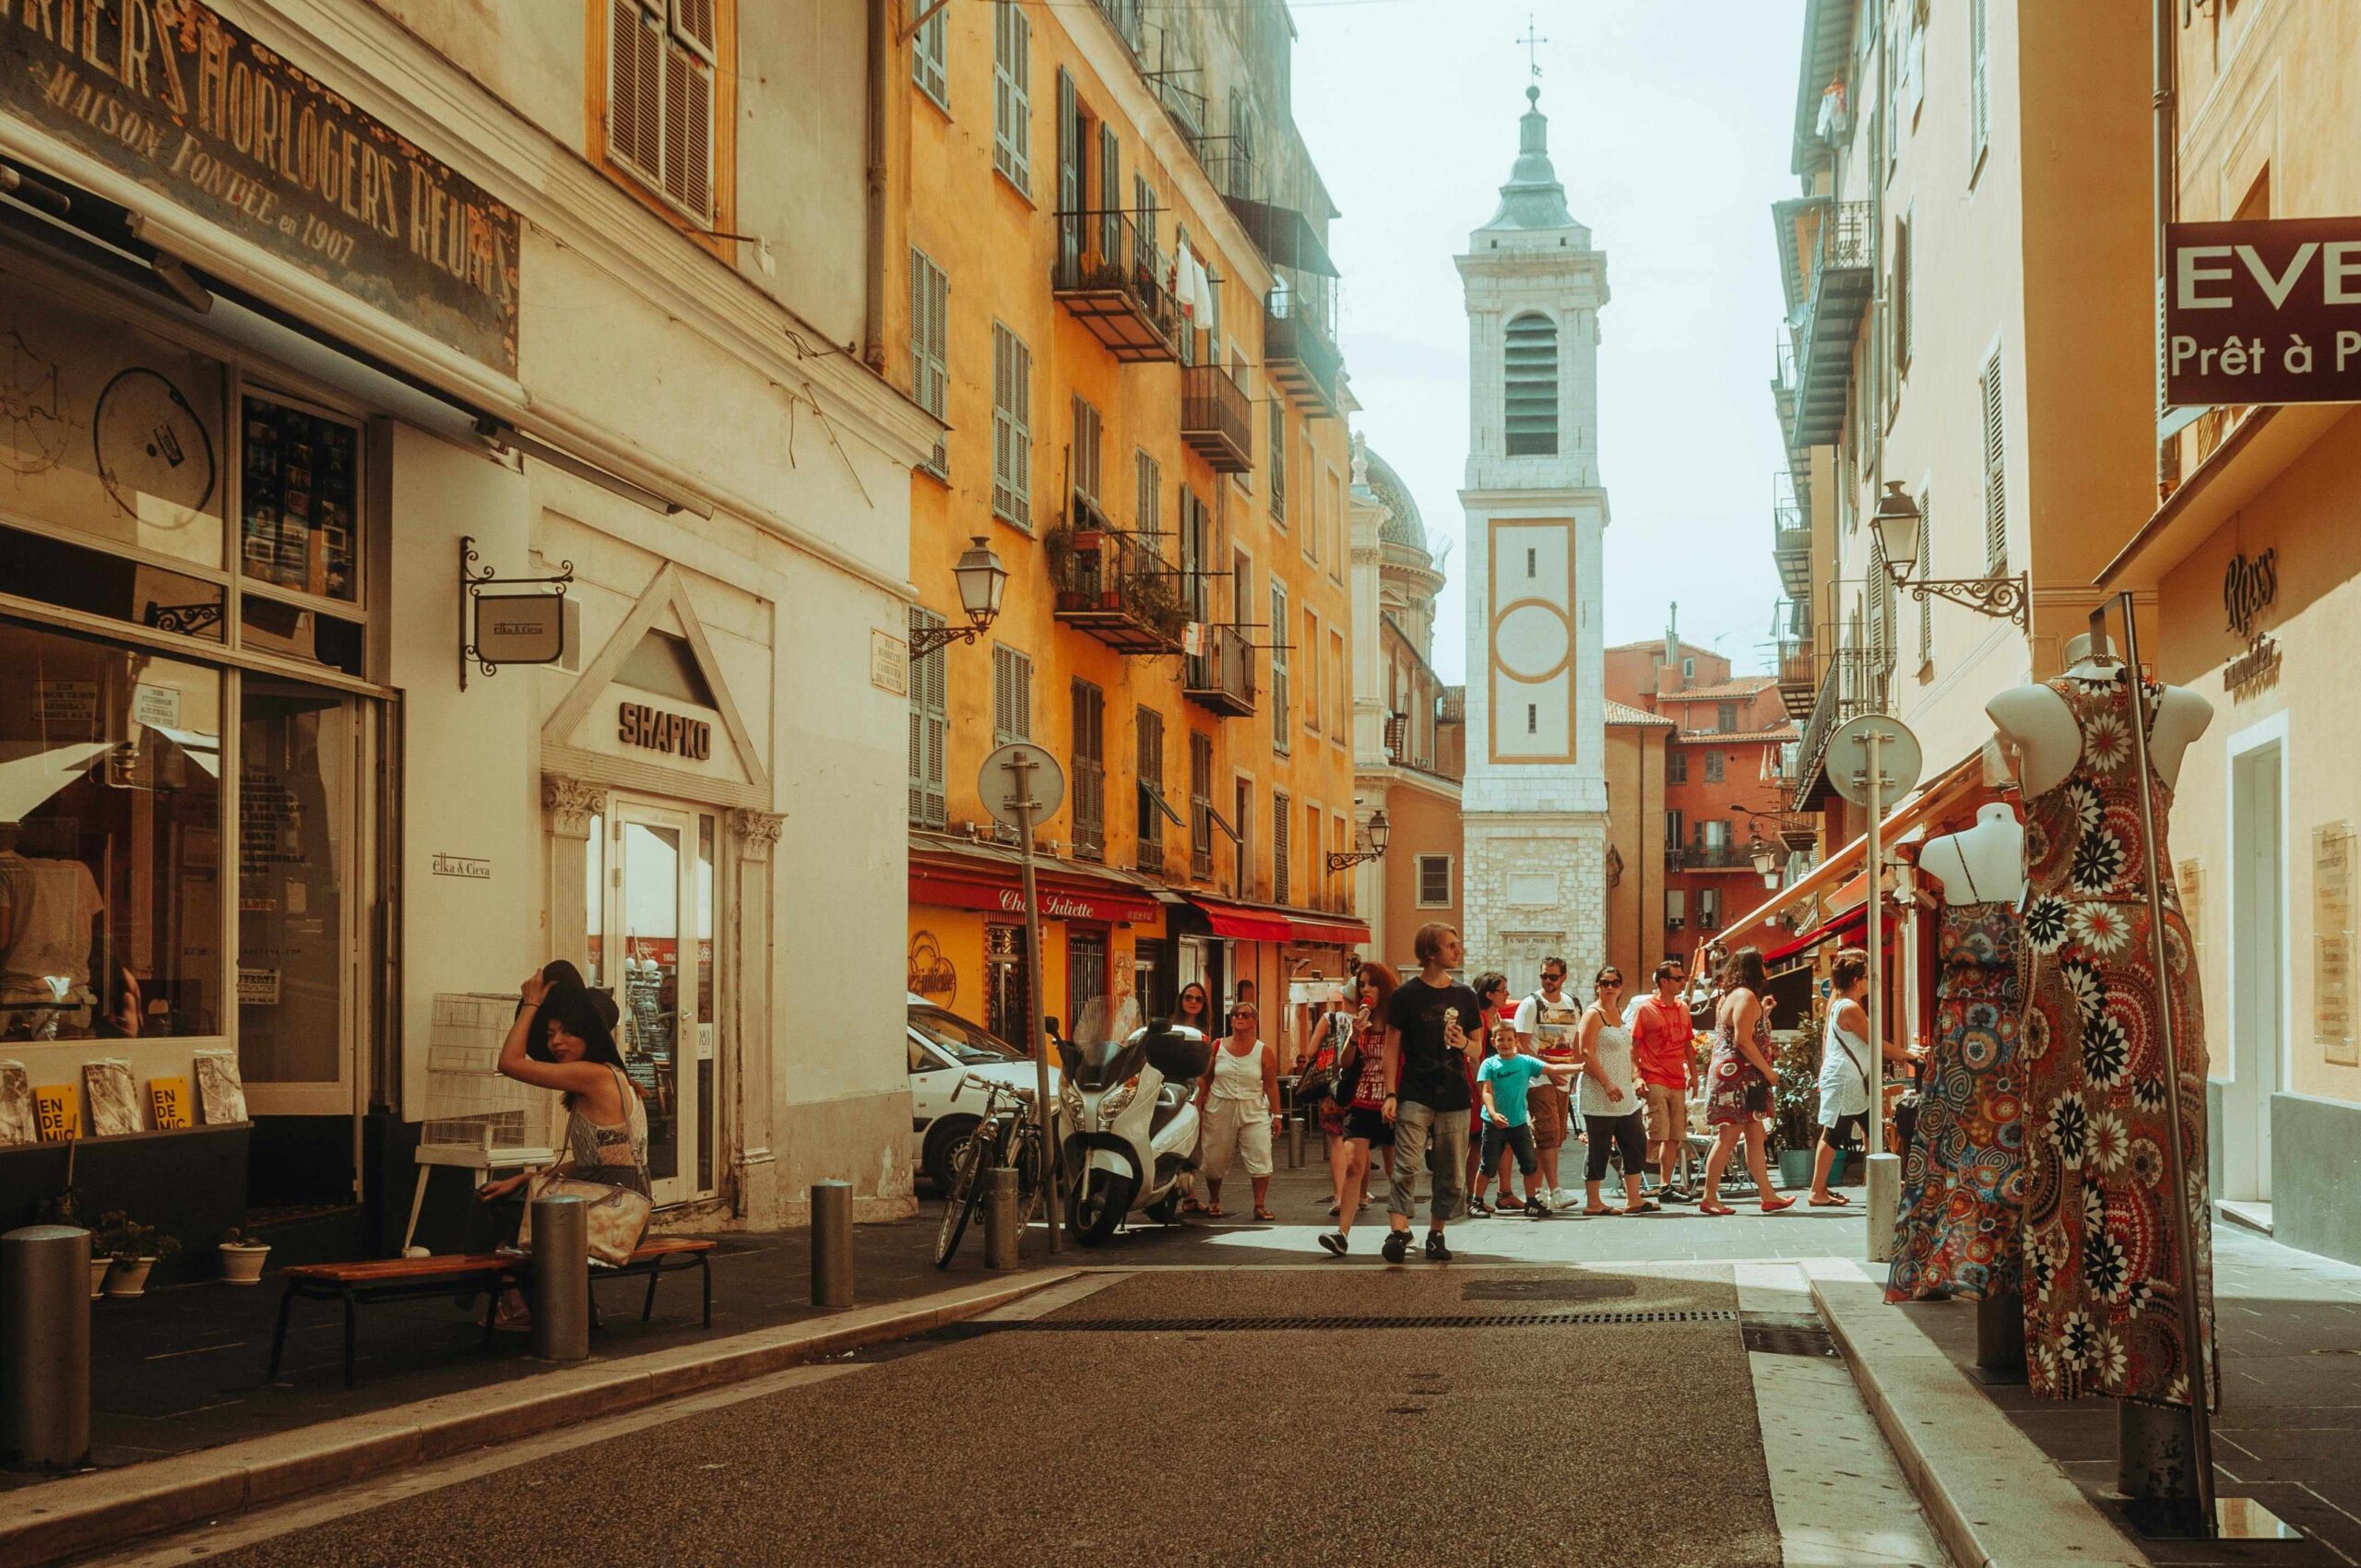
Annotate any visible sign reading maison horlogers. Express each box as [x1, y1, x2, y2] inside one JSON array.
[[0, 0, 519, 373], [2165, 217, 2361, 408]]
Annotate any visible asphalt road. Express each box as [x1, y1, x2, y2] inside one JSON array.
[[181, 1266, 1785, 1568]]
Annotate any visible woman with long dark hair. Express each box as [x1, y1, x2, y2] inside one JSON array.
[[1698, 945, 1793, 1216], [1176, 980, 1215, 1213], [1319, 961, 1398, 1255], [480, 968, 648, 1205]]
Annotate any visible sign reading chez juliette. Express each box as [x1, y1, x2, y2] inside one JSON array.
[[0, 0, 520, 373], [2164, 217, 2361, 407]]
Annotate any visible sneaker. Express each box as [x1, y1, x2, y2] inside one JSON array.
[[1318, 1231, 1348, 1257], [1526, 1194, 1550, 1219], [1425, 1231, 1453, 1263], [1660, 1185, 1700, 1205], [1382, 1229, 1410, 1264], [1466, 1196, 1493, 1218]]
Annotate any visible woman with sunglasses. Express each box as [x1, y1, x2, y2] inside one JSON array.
[[1194, 999, 1281, 1220], [1175, 982, 1214, 1214], [1577, 967, 1655, 1216], [1317, 962, 1399, 1254]]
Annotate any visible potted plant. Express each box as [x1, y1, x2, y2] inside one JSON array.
[[95, 1211, 181, 1298], [218, 1226, 271, 1285], [1771, 1031, 1821, 1190]]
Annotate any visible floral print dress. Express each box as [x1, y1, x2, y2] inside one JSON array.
[[1704, 996, 1773, 1126], [2017, 674, 2215, 1409]]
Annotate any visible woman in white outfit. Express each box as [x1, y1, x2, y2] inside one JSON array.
[[1195, 1001, 1281, 1219], [1809, 947, 1920, 1206], [1578, 967, 1655, 1216]]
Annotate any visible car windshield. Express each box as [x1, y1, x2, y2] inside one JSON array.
[[910, 1007, 1023, 1064]]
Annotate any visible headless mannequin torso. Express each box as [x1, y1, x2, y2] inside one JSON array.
[[1918, 804, 2027, 909], [1987, 634, 2211, 798]]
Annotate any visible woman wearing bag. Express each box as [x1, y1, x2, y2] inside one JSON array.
[[1296, 987, 1357, 1217], [1808, 948, 1920, 1206], [1319, 961, 1398, 1256]]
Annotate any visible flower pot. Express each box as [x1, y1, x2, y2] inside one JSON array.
[[1070, 529, 1104, 552], [1776, 1147, 1815, 1190], [89, 1256, 110, 1300], [105, 1256, 157, 1298], [219, 1243, 271, 1285]]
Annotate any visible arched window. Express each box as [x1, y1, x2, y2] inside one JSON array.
[[1503, 312, 1560, 456]]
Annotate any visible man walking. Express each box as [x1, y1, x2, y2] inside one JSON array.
[[1382, 922, 1484, 1263], [1513, 957, 1583, 1209], [1631, 958, 1698, 1203]]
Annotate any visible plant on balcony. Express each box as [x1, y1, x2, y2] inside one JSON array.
[[1125, 561, 1189, 645]]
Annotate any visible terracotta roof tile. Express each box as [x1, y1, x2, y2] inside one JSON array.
[[1605, 699, 1677, 727]]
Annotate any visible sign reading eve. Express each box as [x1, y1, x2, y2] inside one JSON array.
[[2165, 218, 2361, 407]]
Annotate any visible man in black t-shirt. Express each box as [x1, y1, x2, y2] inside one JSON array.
[[1382, 922, 1482, 1263]]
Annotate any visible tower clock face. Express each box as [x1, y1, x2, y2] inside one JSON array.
[[93, 367, 218, 532]]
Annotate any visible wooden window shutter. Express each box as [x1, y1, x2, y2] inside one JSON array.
[[912, 0, 948, 108], [1268, 401, 1286, 520], [1057, 68, 1080, 272], [1892, 217, 1911, 371], [908, 608, 948, 827], [1269, 579, 1289, 752], [1072, 679, 1106, 859], [659, 42, 713, 221], [609, 0, 663, 184], [670, 0, 718, 59], [1099, 123, 1121, 267], [1071, 396, 1101, 505], [993, 3, 1031, 193], [992, 325, 1032, 528], [910, 250, 948, 474], [1274, 791, 1291, 905], [1981, 350, 2007, 572], [992, 645, 1032, 746], [1969, 0, 1989, 165]]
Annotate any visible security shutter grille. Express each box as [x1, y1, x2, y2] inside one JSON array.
[[1269, 579, 1290, 752], [1968, 0, 1989, 167], [1072, 679, 1105, 860], [1136, 707, 1164, 861], [1072, 396, 1103, 505], [993, 324, 1033, 528], [909, 249, 949, 477], [611, 0, 715, 223], [908, 607, 948, 828], [1274, 790, 1292, 905], [911, 0, 948, 109], [1916, 497, 1933, 667], [1268, 401, 1287, 521], [992, 644, 1032, 745], [1980, 349, 2007, 573], [992, 2, 1031, 192], [1418, 855, 1449, 907], [1504, 313, 1560, 456], [1189, 730, 1214, 876]]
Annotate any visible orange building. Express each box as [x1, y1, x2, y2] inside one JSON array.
[[885, 0, 1362, 1060]]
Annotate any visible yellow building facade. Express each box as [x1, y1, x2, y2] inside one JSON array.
[[885, 0, 1361, 1063]]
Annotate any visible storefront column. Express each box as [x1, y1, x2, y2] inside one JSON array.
[[541, 775, 607, 971], [731, 808, 786, 1228]]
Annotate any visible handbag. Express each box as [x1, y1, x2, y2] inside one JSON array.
[[523, 1170, 653, 1266]]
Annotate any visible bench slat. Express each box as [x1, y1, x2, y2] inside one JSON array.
[[282, 1253, 515, 1285]]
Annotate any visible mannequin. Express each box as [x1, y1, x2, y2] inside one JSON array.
[[1987, 633, 2212, 796], [1916, 804, 2026, 909]]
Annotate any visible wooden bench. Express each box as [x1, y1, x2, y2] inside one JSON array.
[[267, 1240, 718, 1387]]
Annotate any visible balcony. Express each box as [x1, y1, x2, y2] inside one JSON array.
[[1791, 646, 1887, 812], [1677, 843, 1766, 873], [1773, 500, 1811, 600], [1774, 634, 1817, 722], [1053, 210, 1180, 363], [1048, 512, 1186, 655], [1184, 622, 1257, 717], [1785, 199, 1875, 447], [1778, 814, 1820, 855], [1180, 362, 1253, 473], [1265, 290, 1344, 417]]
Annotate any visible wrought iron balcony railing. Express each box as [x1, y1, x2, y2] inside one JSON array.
[[1786, 199, 1876, 447], [1184, 621, 1257, 718], [1179, 363, 1252, 473], [1049, 516, 1186, 655], [1053, 209, 1180, 363], [1265, 287, 1343, 417], [1791, 644, 1887, 812]]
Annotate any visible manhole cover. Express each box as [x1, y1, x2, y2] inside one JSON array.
[[1461, 1277, 1637, 1303]]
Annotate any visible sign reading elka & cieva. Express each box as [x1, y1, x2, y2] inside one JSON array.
[[2165, 218, 2361, 407], [0, 0, 520, 372]]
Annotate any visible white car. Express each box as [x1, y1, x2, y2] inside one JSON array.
[[907, 995, 1062, 1192]]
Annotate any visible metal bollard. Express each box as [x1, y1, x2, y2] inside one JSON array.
[[811, 1181, 853, 1308], [2, 1226, 89, 1469], [1972, 1289, 2028, 1383], [528, 1196, 589, 1363], [2118, 1400, 2201, 1506], [1285, 1115, 1305, 1170], [982, 1166, 1021, 1270]]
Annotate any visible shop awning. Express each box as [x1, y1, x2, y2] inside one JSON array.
[[1185, 897, 1296, 944], [908, 835, 1165, 925], [1288, 913, 1371, 946], [1765, 905, 1866, 967]]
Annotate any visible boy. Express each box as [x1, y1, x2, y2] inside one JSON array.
[[1477, 1025, 1575, 1220]]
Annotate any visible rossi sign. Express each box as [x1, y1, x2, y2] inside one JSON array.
[[2165, 218, 2361, 407]]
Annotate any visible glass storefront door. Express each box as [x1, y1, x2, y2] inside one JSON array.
[[605, 798, 717, 1206]]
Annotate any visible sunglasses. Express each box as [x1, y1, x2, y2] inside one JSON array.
[[1542, 972, 1566, 983], [1597, 976, 1624, 987]]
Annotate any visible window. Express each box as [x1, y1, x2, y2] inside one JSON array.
[[992, 323, 1033, 529], [1526, 704, 1537, 735], [991, 644, 1032, 745], [1274, 790, 1292, 905], [910, 0, 948, 110], [1969, 0, 1989, 175], [1071, 395, 1102, 506], [1525, 548, 1537, 578], [1302, 609, 1321, 734], [1071, 679, 1105, 860], [1666, 809, 1684, 847], [1135, 707, 1165, 864], [1189, 731, 1214, 877], [1417, 854, 1452, 909], [1666, 888, 1687, 931], [1268, 401, 1287, 522], [1134, 450, 1160, 538], [1234, 778, 1252, 892], [1698, 887, 1722, 932], [1703, 819, 1731, 849], [1269, 579, 1290, 753], [1703, 751, 1726, 784], [909, 249, 949, 478], [607, 0, 719, 224], [1717, 702, 1738, 732], [1869, 529, 1891, 666], [992, 1, 1031, 193], [1308, 802, 1323, 898], [908, 607, 948, 828], [1331, 628, 1347, 738], [1980, 348, 2007, 572], [1681, 656, 1695, 679], [1504, 313, 1559, 456], [1669, 749, 1688, 784], [1916, 493, 1933, 669], [1892, 213, 1913, 374]]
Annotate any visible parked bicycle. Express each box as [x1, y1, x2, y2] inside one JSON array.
[[932, 1073, 1050, 1267]]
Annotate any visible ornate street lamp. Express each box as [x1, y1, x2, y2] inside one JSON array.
[[908, 535, 1010, 659], [1749, 837, 1780, 888], [1871, 481, 2030, 629], [1325, 809, 1391, 873]]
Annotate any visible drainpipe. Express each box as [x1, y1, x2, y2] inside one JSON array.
[[2152, 0, 2177, 494], [863, 0, 890, 373]]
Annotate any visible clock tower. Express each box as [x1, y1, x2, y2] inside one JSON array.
[[1456, 83, 1611, 992]]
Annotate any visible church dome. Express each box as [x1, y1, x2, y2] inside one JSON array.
[[1360, 446, 1428, 553], [1477, 86, 1584, 236]]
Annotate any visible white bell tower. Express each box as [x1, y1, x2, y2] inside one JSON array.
[[1456, 82, 1611, 990]]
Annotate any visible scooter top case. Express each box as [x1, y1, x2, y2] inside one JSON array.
[[1143, 1024, 1213, 1085]]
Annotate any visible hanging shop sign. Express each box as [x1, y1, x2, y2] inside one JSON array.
[[2222, 548, 2281, 699], [2164, 218, 2361, 407], [0, 0, 521, 372], [906, 931, 958, 1004]]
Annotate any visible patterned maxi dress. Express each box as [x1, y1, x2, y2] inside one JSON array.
[[2017, 673, 2215, 1409], [1887, 893, 2026, 1301]]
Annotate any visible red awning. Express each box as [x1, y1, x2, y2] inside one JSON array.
[[909, 859, 1163, 925], [1187, 897, 1296, 944], [1288, 914, 1371, 946], [1764, 905, 1867, 966]]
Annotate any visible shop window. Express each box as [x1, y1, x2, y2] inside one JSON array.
[[0, 622, 223, 1042], [237, 681, 354, 1086], [240, 395, 360, 602], [604, 0, 723, 227]]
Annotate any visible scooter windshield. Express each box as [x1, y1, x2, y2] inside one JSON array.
[[1061, 994, 1148, 1090]]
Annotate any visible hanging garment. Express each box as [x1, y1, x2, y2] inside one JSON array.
[[1887, 894, 2027, 1302], [2017, 673, 2215, 1409]]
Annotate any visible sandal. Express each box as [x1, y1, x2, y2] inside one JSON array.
[[1582, 1206, 1617, 1217], [1760, 1194, 1797, 1214], [1808, 1194, 1851, 1207], [1254, 1207, 1277, 1221], [1698, 1201, 1737, 1217], [1205, 1204, 1227, 1218], [1620, 1201, 1662, 1216], [1182, 1198, 1207, 1215]]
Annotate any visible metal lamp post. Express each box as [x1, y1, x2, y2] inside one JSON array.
[[1871, 482, 2031, 630], [908, 536, 1011, 659], [1324, 809, 1391, 873]]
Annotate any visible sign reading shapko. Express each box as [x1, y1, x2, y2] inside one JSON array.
[[2165, 218, 2361, 407], [0, 1, 520, 373]]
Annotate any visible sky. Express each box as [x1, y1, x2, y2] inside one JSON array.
[[1288, 0, 1804, 681]]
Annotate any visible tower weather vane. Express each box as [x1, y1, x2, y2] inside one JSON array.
[[1520, 15, 1548, 82]]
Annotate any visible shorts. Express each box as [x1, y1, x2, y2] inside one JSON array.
[[1819, 1111, 1869, 1148], [1527, 1082, 1571, 1151], [1643, 1082, 1687, 1146], [1200, 1097, 1274, 1180], [1480, 1119, 1539, 1177], [1343, 1107, 1395, 1147]]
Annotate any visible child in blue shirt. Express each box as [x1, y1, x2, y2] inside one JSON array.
[[1477, 1027, 1575, 1219]]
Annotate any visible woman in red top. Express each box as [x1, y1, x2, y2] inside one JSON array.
[[1317, 962, 1398, 1257]]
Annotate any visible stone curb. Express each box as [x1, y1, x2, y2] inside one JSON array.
[[1805, 1263, 2148, 1568], [0, 1268, 1076, 1568]]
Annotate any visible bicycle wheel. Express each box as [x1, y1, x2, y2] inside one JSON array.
[[933, 1121, 993, 1267], [1004, 1120, 1046, 1230]]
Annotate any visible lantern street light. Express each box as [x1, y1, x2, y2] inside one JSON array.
[[1871, 481, 2031, 629], [908, 535, 1011, 659], [1325, 809, 1392, 873]]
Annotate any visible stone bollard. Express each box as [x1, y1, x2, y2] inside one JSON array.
[[983, 1166, 1021, 1270], [528, 1196, 589, 1363], [811, 1181, 853, 1307], [2, 1226, 90, 1468]]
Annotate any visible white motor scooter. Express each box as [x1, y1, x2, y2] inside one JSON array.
[[1054, 998, 1214, 1246]]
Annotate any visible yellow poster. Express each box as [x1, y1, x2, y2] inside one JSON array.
[[34, 1084, 80, 1142], [149, 1077, 192, 1131]]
